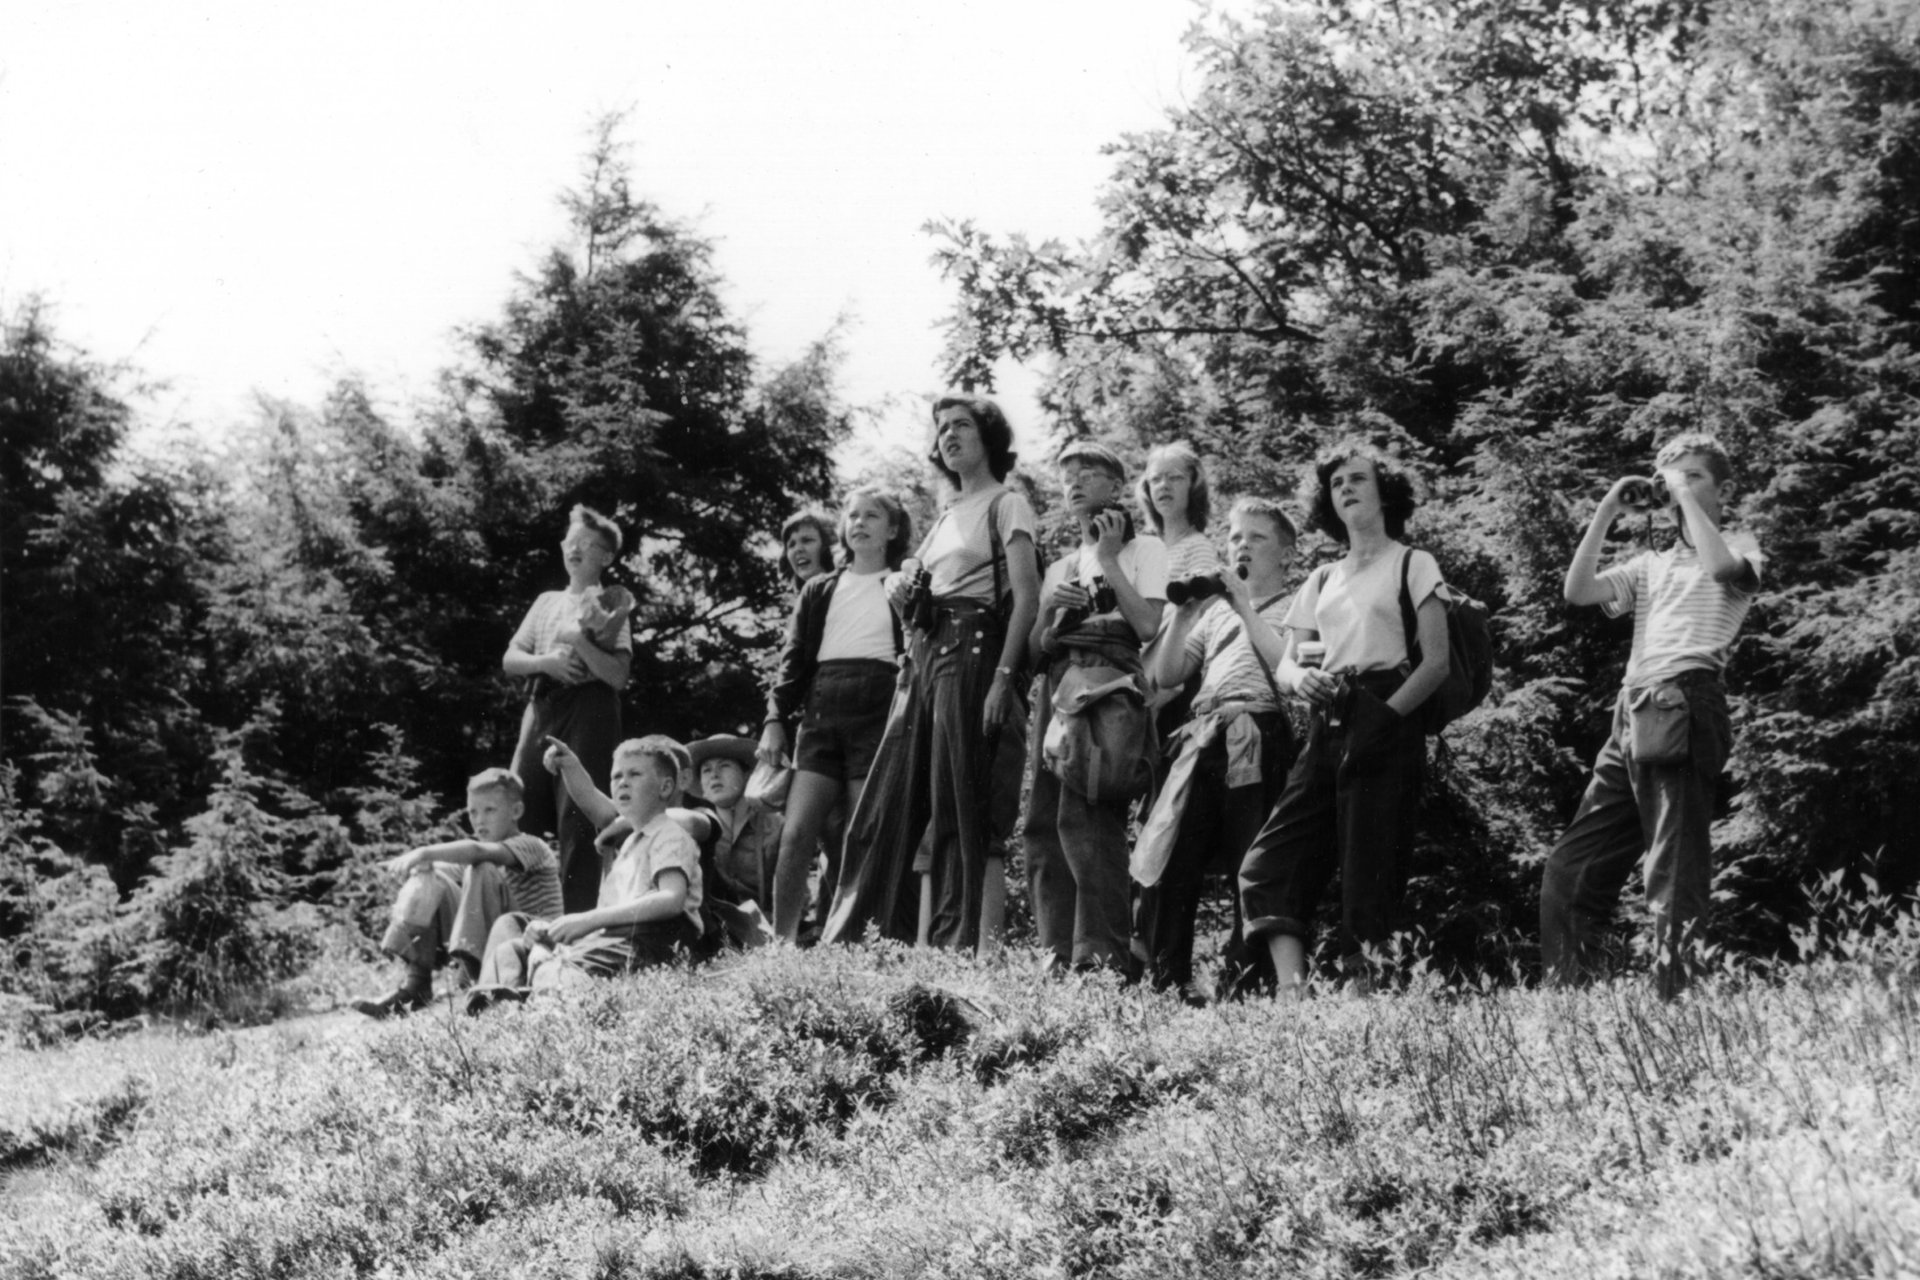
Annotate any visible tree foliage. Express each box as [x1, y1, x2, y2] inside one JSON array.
[[1, 119, 851, 1013], [933, 0, 1920, 966]]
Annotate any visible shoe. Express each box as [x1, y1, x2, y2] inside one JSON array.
[[351, 988, 430, 1020], [462, 986, 528, 1017]]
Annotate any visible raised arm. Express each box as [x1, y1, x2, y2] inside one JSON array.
[[542, 736, 618, 832], [1090, 512, 1166, 643], [1665, 467, 1757, 588], [1565, 478, 1638, 607], [1148, 603, 1206, 692]]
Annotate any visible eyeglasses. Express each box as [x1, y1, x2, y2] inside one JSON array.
[[561, 537, 612, 556]]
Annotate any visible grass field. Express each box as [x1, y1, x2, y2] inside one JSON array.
[[3, 931, 1916, 1279]]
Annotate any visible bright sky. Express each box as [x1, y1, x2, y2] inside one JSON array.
[[2, 1, 1232, 458]]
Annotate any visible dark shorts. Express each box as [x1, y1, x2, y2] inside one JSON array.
[[794, 659, 898, 785]]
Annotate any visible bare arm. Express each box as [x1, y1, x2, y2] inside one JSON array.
[[1148, 602, 1206, 691], [544, 869, 690, 943], [1666, 468, 1756, 587], [987, 533, 1041, 734], [1090, 513, 1165, 643], [384, 839, 518, 875], [541, 736, 618, 832], [1565, 478, 1638, 607], [1386, 595, 1450, 718]]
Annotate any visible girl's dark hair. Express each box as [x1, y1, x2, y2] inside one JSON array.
[[928, 394, 1018, 485], [839, 486, 914, 570], [1301, 438, 1421, 543], [779, 507, 839, 585]]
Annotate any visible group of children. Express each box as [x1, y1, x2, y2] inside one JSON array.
[[355, 398, 1763, 1016]]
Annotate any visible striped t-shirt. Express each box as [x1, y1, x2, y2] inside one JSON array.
[[1600, 531, 1763, 684], [1163, 530, 1224, 583], [1185, 591, 1294, 713], [497, 832, 564, 919]]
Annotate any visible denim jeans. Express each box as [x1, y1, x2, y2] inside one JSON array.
[[1540, 672, 1731, 994], [825, 601, 1009, 950]]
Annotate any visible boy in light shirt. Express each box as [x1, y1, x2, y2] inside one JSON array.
[[466, 736, 702, 1009]]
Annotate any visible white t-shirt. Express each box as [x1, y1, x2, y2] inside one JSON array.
[[818, 568, 896, 663], [919, 485, 1039, 602], [1283, 545, 1441, 672], [1040, 536, 1171, 624]]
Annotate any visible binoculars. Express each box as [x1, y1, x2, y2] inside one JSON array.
[[1618, 477, 1674, 512], [903, 565, 937, 632], [1166, 574, 1228, 606], [1057, 575, 1119, 634]]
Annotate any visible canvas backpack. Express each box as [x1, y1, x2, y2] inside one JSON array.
[[1395, 548, 1494, 733]]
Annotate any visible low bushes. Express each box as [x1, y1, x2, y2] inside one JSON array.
[[2, 932, 1917, 1278]]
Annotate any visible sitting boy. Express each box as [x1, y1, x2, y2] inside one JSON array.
[[1135, 497, 1300, 1002], [690, 734, 784, 920], [1024, 440, 1168, 972], [467, 736, 704, 1008], [1542, 432, 1763, 995], [351, 767, 561, 1018]]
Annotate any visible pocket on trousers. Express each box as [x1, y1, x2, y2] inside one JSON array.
[[1341, 689, 1404, 773], [1627, 684, 1691, 765]]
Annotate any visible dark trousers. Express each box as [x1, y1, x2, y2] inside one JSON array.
[[1240, 675, 1425, 968], [1540, 674, 1731, 994], [512, 681, 622, 915], [1137, 710, 1293, 991], [825, 603, 1009, 950]]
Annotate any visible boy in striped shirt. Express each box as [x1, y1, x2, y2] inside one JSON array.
[[1543, 432, 1763, 994], [352, 768, 561, 1018]]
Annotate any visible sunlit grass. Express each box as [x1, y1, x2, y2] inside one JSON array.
[[2, 923, 1916, 1279]]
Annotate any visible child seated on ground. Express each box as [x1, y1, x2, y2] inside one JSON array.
[[466, 736, 704, 1011], [351, 768, 561, 1019], [690, 734, 784, 921]]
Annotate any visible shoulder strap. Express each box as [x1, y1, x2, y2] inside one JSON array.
[[1397, 547, 1421, 668], [1242, 594, 1289, 706], [987, 489, 1009, 616]]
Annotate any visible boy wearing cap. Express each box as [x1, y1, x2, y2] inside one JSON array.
[[690, 734, 785, 920], [1024, 440, 1168, 972]]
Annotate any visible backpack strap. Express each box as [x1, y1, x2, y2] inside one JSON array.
[[1397, 547, 1420, 674], [987, 489, 1009, 620]]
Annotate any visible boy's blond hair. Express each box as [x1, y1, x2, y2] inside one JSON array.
[[1654, 432, 1734, 485], [614, 735, 684, 785], [467, 767, 525, 805]]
